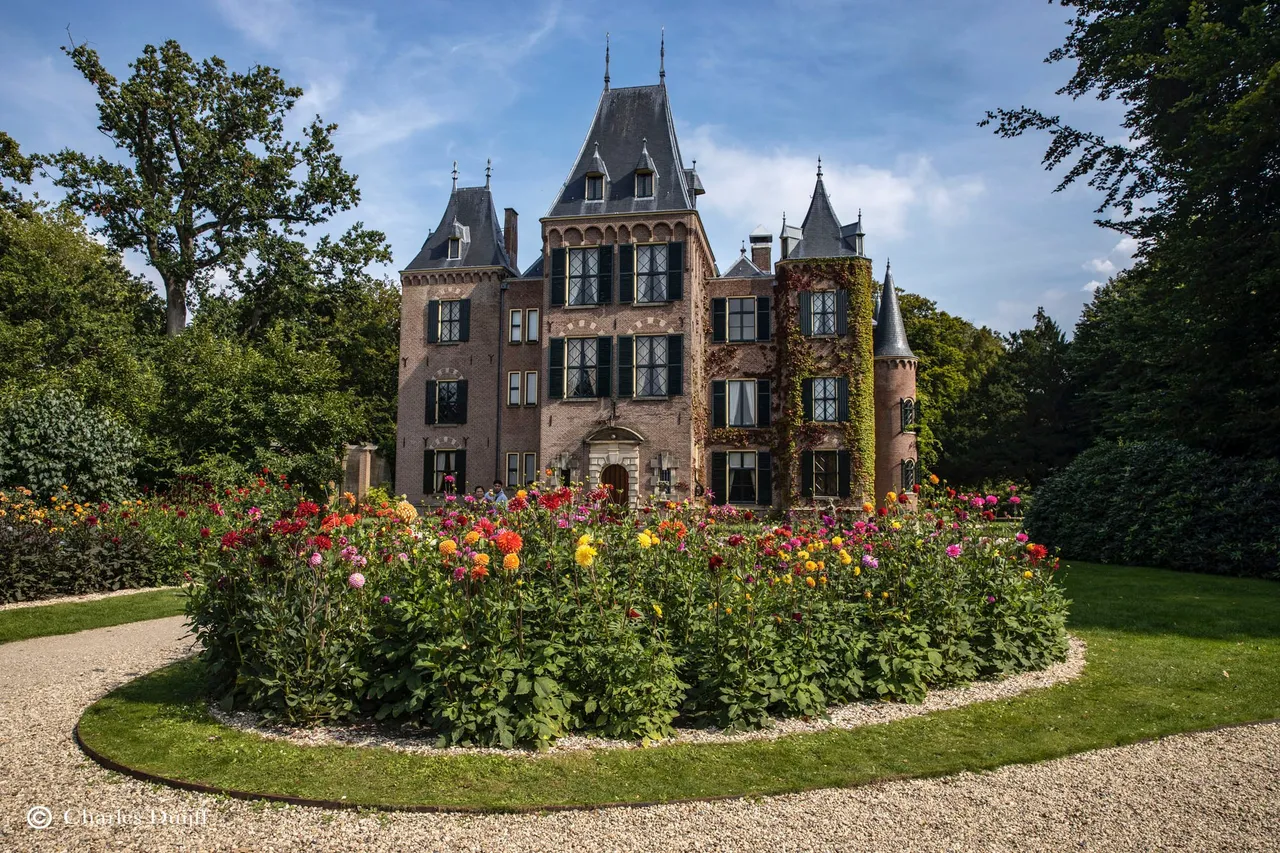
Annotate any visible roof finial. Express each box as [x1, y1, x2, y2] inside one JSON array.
[[659, 27, 666, 84], [604, 32, 610, 91], [485, 158, 492, 188], [817, 155, 823, 178], [741, 240, 746, 256], [451, 160, 458, 191]]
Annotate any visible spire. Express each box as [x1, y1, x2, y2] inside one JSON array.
[[817, 155, 822, 177], [659, 28, 666, 84], [874, 258, 915, 359], [451, 160, 458, 191], [604, 32, 610, 91]]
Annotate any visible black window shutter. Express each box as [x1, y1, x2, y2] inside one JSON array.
[[619, 244, 636, 303], [836, 290, 849, 336], [711, 380, 727, 428], [711, 298, 727, 343], [549, 338, 565, 399], [422, 449, 435, 494], [667, 334, 683, 396], [837, 376, 850, 422], [595, 336, 612, 398], [800, 451, 814, 498], [597, 245, 614, 304], [424, 380, 437, 425], [617, 336, 634, 397], [550, 248, 567, 306], [711, 451, 728, 506], [756, 380, 772, 427], [667, 241, 685, 300], [802, 378, 814, 422], [798, 291, 813, 336], [456, 450, 467, 494], [459, 299, 471, 342], [756, 451, 773, 506], [837, 450, 852, 499], [756, 296, 771, 341], [426, 300, 440, 343], [456, 379, 468, 424]]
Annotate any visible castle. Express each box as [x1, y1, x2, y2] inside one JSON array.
[[395, 59, 918, 509]]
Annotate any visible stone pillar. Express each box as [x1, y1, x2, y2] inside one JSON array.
[[874, 357, 918, 504]]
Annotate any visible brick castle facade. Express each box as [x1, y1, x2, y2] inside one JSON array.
[[395, 67, 918, 510]]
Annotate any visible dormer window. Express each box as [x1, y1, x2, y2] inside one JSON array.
[[447, 237, 461, 260], [586, 174, 604, 201], [635, 171, 654, 199]]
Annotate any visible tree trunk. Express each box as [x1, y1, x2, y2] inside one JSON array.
[[165, 279, 187, 336]]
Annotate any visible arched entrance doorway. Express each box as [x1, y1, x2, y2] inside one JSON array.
[[600, 464, 629, 505]]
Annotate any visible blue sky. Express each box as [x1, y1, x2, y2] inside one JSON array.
[[0, 0, 1136, 335]]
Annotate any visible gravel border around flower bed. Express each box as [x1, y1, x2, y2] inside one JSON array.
[[208, 635, 1087, 757], [0, 585, 180, 612]]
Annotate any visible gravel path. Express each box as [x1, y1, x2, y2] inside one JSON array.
[[1, 619, 1277, 852]]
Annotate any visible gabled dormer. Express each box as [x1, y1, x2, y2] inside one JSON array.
[[585, 142, 609, 202], [634, 138, 656, 199]]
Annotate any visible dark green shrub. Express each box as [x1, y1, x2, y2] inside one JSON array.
[[1025, 440, 1280, 579]]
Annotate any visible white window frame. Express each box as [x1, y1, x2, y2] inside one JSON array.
[[525, 308, 540, 343], [728, 296, 756, 343], [508, 309, 523, 344], [507, 372, 521, 407], [447, 238, 461, 260], [813, 377, 839, 422], [524, 371, 538, 405], [811, 291, 837, 336], [727, 379, 757, 427]]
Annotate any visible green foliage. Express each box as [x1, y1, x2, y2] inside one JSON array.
[[45, 39, 368, 335], [0, 588, 183, 645], [1025, 439, 1280, 579], [0, 388, 138, 503], [186, 485, 1068, 747], [0, 131, 35, 213], [984, 0, 1280, 461]]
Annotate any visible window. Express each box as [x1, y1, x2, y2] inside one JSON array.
[[523, 453, 537, 487], [901, 397, 917, 432], [635, 172, 654, 198], [636, 243, 669, 302], [813, 378, 839, 422], [525, 308, 540, 343], [728, 298, 755, 343], [506, 453, 520, 489], [434, 450, 460, 493], [586, 175, 604, 200], [447, 238, 461, 260], [439, 300, 462, 343], [811, 291, 837, 335], [509, 309, 523, 343], [507, 372, 521, 407], [728, 380, 757, 427], [902, 459, 916, 491], [728, 452, 757, 504], [568, 248, 599, 306], [813, 451, 839, 497], [524, 371, 538, 405], [567, 338, 597, 398], [437, 381, 463, 424], [658, 467, 672, 494], [636, 336, 668, 397]]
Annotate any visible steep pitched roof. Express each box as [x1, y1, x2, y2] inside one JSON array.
[[788, 172, 858, 259], [874, 261, 915, 359], [721, 248, 770, 279], [546, 84, 695, 218], [403, 186, 516, 273]]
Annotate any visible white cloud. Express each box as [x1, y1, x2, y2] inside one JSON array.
[[1083, 280, 1104, 293], [214, 0, 301, 49], [1081, 234, 1140, 290], [1083, 257, 1114, 274], [684, 125, 984, 241]]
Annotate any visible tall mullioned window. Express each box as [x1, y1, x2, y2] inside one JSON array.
[[811, 291, 837, 335], [567, 338, 597, 398], [636, 335, 668, 397], [434, 450, 460, 492], [568, 248, 599, 306], [728, 298, 755, 342], [635, 172, 654, 198], [636, 243, 669, 302], [437, 381, 463, 424], [812, 378, 839, 422], [728, 452, 757, 504], [813, 450, 839, 497], [438, 300, 463, 343]]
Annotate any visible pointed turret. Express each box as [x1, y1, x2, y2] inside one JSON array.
[[787, 161, 858, 259], [402, 177, 516, 273], [873, 260, 915, 359]]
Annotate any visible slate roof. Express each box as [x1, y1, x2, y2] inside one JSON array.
[[546, 84, 695, 218], [874, 261, 915, 359], [720, 249, 770, 279], [787, 172, 858, 259], [403, 186, 516, 273]]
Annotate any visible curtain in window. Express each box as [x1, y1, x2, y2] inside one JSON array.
[[728, 380, 756, 426]]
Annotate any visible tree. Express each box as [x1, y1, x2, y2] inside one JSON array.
[[982, 1, 1280, 459], [0, 131, 35, 214], [45, 40, 364, 335]]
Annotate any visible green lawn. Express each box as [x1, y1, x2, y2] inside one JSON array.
[[75, 562, 1280, 810], [0, 588, 185, 645]]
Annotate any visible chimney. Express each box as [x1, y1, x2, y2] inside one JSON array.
[[749, 227, 772, 272], [503, 208, 518, 271]]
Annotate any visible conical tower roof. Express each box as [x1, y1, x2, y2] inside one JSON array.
[[787, 160, 858, 259], [873, 260, 915, 358]]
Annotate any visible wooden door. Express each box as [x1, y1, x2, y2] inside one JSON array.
[[600, 464, 628, 505]]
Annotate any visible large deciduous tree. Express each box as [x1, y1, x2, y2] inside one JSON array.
[[46, 40, 364, 336]]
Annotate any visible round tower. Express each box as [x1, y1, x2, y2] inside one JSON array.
[[872, 261, 918, 503]]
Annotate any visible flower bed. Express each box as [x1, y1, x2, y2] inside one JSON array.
[[186, 483, 1069, 748]]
